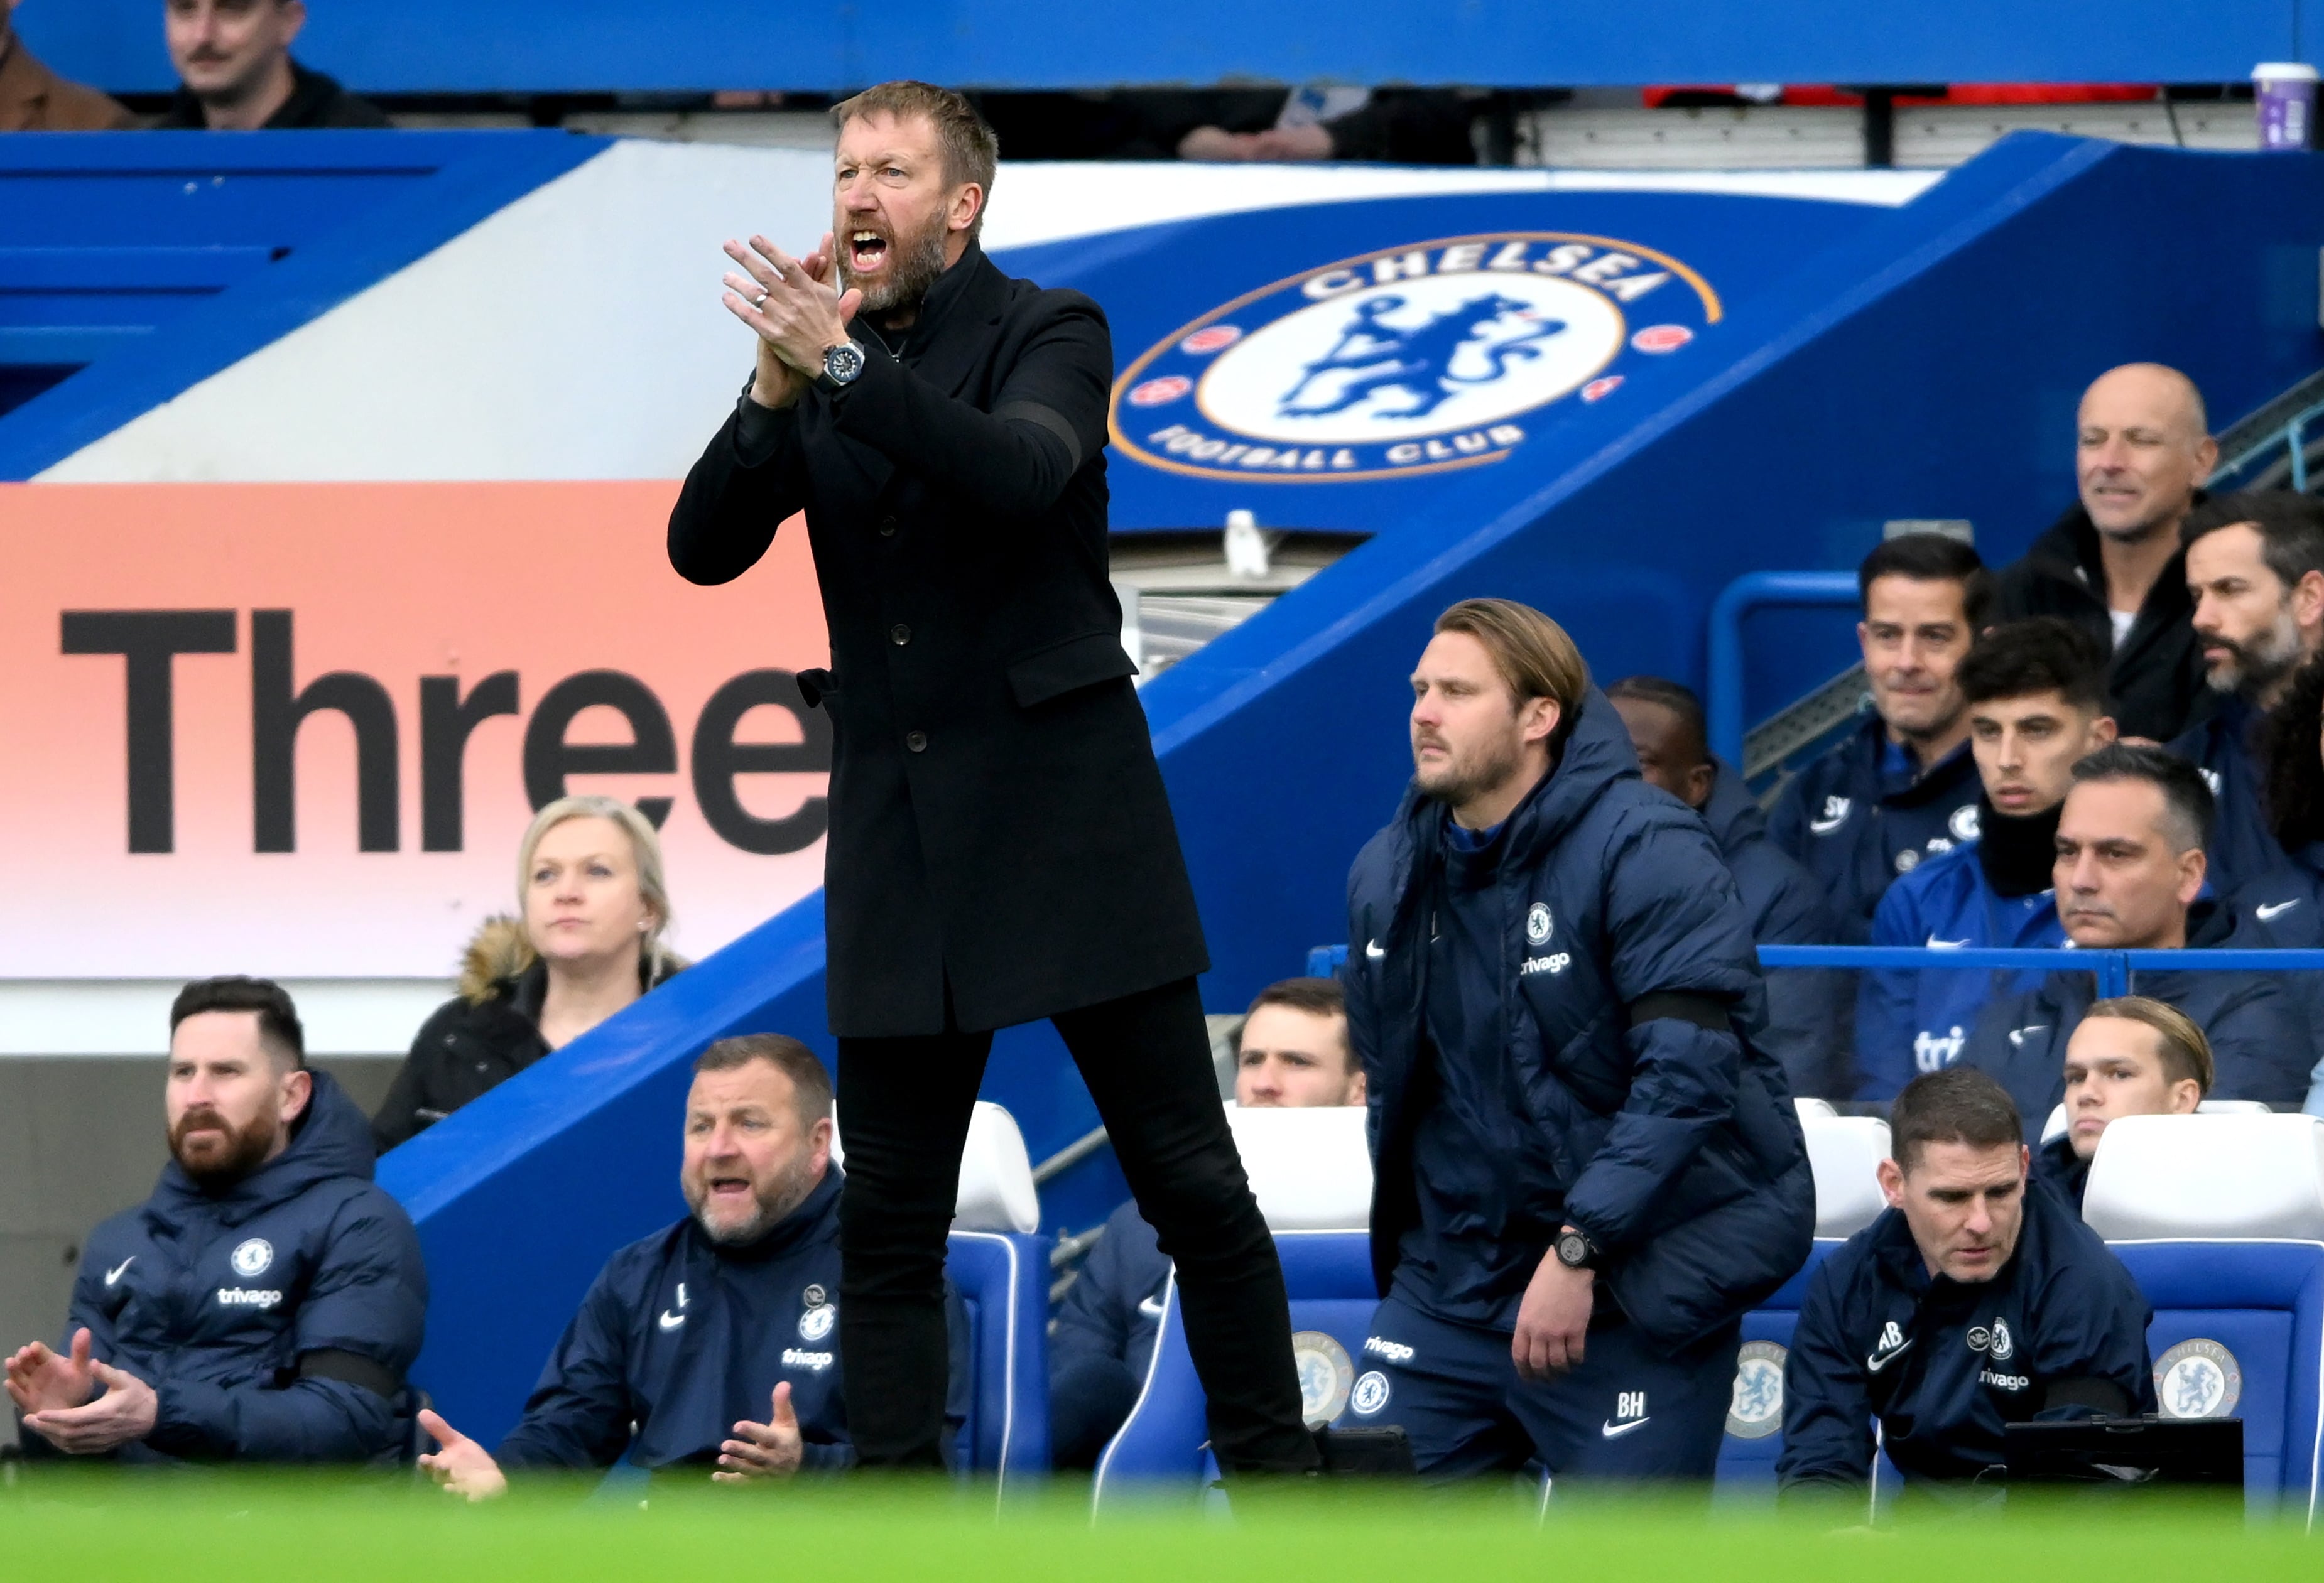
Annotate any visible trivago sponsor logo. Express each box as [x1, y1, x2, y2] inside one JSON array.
[[1111, 233, 1719, 483]]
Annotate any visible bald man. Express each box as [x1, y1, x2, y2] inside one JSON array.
[[1992, 364, 2219, 742]]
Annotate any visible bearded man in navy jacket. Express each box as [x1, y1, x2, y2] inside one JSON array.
[[1343, 598, 1814, 1483], [6, 978, 425, 1464], [417, 1035, 965, 1494]]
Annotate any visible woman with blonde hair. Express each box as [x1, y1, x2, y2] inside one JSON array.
[[373, 796, 684, 1152]]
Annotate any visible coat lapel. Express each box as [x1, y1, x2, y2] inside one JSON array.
[[905, 248, 1012, 401]]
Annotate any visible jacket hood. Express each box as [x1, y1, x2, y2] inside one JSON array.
[[1698, 758, 1767, 856], [457, 913, 687, 1006], [153, 1067, 376, 1218]]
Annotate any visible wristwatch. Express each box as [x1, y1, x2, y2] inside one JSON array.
[[1553, 1226, 1600, 1272], [815, 339, 866, 395]]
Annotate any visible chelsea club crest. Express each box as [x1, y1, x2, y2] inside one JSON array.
[[1110, 233, 1719, 484]]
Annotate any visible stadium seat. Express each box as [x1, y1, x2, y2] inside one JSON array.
[[2039, 1098, 2277, 1145], [944, 1101, 1052, 1483], [2083, 1113, 2324, 1513], [1795, 1097, 1840, 1120], [1714, 1240, 1842, 1497], [1090, 1105, 1374, 1506], [1801, 1115, 1891, 1238]]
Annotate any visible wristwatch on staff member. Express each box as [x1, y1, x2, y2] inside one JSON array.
[[1553, 1224, 1601, 1272], [815, 339, 866, 396]]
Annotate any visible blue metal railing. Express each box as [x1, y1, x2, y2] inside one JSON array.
[[1705, 571, 1860, 770], [1307, 942, 2324, 997]]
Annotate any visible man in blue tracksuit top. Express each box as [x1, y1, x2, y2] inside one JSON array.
[[416, 1035, 965, 1494], [1769, 534, 1990, 943], [1856, 620, 2115, 1098], [1609, 676, 1852, 1100], [1960, 743, 2313, 1133], [1345, 599, 1815, 1483], [1048, 978, 1364, 1468], [6, 978, 425, 1465], [1780, 1067, 2153, 1499], [2169, 490, 2324, 897]]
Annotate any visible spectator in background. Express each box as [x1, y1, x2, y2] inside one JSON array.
[[2242, 654, 2324, 946], [1778, 1069, 2152, 1502], [373, 795, 684, 1152], [1048, 977, 1361, 1471], [1959, 745, 2310, 1133], [1, 0, 134, 129], [2168, 490, 2324, 895], [1854, 620, 2115, 1099], [416, 1035, 968, 1494], [1769, 534, 1987, 941], [1992, 364, 2218, 743], [2039, 998, 2210, 1209], [1609, 674, 1850, 1099], [973, 86, 1480, 165], [5, 978, 425, 1464], [155, 0, 387, 130]]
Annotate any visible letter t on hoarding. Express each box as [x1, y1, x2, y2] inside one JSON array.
[[60, 611, 239, 855]]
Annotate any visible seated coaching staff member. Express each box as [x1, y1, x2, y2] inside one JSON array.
[[668, 81, 1315, 1474], [416, 1035, 967, 1494], [6, 978, 425, 1463], [1779, 1068, 2153, 1499], [2039, 997, 2210, 1209], [1345, 599, 1813, 1481], [1050, 978, 1364, 1470]]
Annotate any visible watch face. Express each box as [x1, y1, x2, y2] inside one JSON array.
[[825, 342, 864, 382], [1558, 1231, 1591, 1268]]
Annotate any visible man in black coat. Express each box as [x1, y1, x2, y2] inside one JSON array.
[[1990, 364, 2218, 743], [666, 81, 1317, 1476]]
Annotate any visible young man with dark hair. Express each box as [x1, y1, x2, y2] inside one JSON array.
[[1854, 619, 2116, 1097], [1048, 977, 1362, 1470], [1769, 534, 1989, 941], [155, 0, 387, 129], [2040, 997, 2211, 1208], [5, 978, 425, 1463], [2168, 489, 2324, 895], [1960, 743, 2310, 1131], [1992, 363, 2218, 743], [1345, 600, 1811, 1484], [1779, 1068, 2152, 1499], [418, 1034, 966, 1495], [1610, 674, 1849, 1098]]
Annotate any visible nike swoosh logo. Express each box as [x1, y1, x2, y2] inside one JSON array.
[[1600, 1417, 1651, 1439], [2257, 900, 2301, 921], [1925, 936, 1970, 949], [1808, 816, 1845, 835], [104, 1258, 134, 1287], [1865, 1339, 1914, 1373], [2007, 1025, 2048, 1048], [1138, 1296, 1165, 1318], [658, 1310, 685, 1331], [1365, 940, 1385, 960]]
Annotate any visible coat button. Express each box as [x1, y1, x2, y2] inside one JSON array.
[[904, 730, 928, 752], [890, 624, 911, 646], [878, 516, 897, 537]]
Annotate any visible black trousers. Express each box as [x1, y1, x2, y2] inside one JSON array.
[[835, 976, 1320, 1473]]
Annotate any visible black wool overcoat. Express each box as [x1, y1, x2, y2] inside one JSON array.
[[668, 244, 1208, 1037]]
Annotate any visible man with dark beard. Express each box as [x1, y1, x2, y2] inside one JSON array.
[[667, 80, 1321, 1477], [2167, 490, 2324, 895], [415, 1035, 965, 1494], [6, 978, 425, 1464]]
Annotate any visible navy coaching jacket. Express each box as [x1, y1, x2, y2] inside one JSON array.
[[1345, 691, 1816, 1353], [495, 1170, 967, 1476], [1767, 716, 1983, 943], [44, 1072, 426, 1464], [1778, 1176, 2153, 1492]]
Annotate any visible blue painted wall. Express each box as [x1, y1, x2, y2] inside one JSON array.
[[379, 134, 2324, 1444], [18, 0, 2310, 94]]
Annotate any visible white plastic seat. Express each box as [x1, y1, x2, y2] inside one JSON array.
[[2045, 1098, 2278, 1147], [1801, 1115, 1891, 1238], [1222, 1102, 1372, 1231], [2083, 1113, 2324, 1240], [828, 1100, 1041, 1234], [1795, 1097, 1840, 1120]]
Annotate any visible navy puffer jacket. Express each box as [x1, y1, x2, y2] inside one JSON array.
[[1345, 691, 1816, 1353]]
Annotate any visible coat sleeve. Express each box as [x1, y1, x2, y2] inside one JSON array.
[[825, 295, 1112, 521], [1048, 1209, 1138, 1371], [2201, 978, 2315, 1106], [371, 1000, 459, 1153], [143, 1191, 426, 1463], [666, 382, 812, 586], [494, 1263, 640, 1470], [1560, 811, 1764, 1250], [1852, 883, 1921, 1102], [2027, 1234, 2156, 1419], [1775, 1258, 1877, 1498]]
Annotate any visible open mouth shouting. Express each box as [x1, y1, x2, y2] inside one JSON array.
[[848, 229, 891, 276]]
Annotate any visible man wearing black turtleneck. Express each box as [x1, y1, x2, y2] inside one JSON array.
[[1856, 621, 2115, 1098]]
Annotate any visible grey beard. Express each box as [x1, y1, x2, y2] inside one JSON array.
[[692, 1158, 818, 1246], [844, 218, 952, 318]]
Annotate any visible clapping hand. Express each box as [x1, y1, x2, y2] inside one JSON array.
[[714, 1381, 803, 1482], [722, 232, 862, 411]]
